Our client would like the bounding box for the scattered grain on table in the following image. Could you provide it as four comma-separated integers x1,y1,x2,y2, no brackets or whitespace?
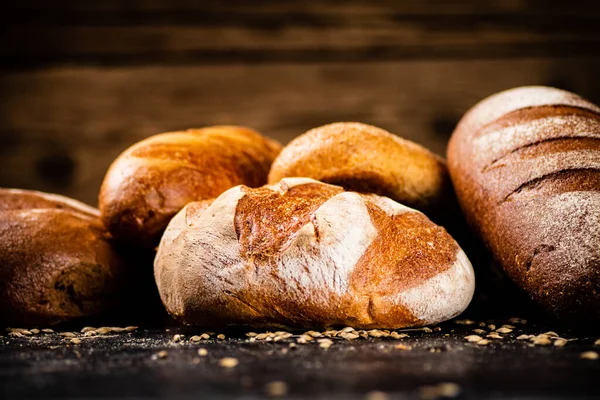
486,333,503,340
554,339,568,347
581,351,599,360
365,390,390,400
532,335,552,346
152,350,168,360
265,381,288,397
464,335,482,343
218,357,239,368
418,382,462,400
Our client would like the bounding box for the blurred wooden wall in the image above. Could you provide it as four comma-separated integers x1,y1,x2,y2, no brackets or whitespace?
1,0,599,205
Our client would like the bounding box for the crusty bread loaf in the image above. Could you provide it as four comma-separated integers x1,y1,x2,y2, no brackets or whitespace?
268,122,452,215
154,178,474,329
447,86,600,321
99,126,282,248
0,189,127,326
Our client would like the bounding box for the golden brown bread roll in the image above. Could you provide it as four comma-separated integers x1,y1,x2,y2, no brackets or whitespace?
268,122,451,214
99,126,282,248
0,189,127,326
154,178,474,329
447,86,600,321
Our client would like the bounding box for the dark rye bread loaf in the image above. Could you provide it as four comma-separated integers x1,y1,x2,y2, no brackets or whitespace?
154,178,474,329
99,126,282,248
447,86,600,321
0,189,127,326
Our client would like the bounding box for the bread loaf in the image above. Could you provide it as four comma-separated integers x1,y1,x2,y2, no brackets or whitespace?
0,189,127,326
268,122,452,215
447,86,600,321
154,178,474,329
99,126,282,248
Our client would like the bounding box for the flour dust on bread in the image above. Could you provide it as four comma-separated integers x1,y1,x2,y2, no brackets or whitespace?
155,178,474,329
447,86,600,322
99,126,282,248
0,189,127,326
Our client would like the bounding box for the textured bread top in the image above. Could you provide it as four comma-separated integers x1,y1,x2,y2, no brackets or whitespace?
449,86,600,212
155,178,474,329
0,189,124,325
447,86,600,320
0,188,99,218
455,86,600,138
268,122,450,213
99,126,282,247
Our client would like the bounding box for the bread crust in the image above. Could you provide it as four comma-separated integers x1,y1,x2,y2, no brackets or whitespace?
447,86,600,321
99,126,282,248
0,189,126,326
154,178,474,329
268,122,451,214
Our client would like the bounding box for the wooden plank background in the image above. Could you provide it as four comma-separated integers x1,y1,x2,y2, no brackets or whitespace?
1,0,599,205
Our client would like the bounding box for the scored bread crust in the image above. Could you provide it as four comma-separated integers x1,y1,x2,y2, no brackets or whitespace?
99,126,282,248
447,86,600,321
0,189,127,326
268,122,451,214
155,178,474,329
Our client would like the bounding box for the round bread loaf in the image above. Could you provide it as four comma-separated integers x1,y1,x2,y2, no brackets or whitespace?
154,178,474,329
0,189,127,326
99,126,282,248
447,86,600,321
268,122,451,214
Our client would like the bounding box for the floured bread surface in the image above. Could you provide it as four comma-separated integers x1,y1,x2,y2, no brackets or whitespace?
154,178,474,329
0,189,127,326
448,86,600,321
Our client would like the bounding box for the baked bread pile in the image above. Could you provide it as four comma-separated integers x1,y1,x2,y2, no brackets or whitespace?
5,85,594,328
151,122,474,329
0,122,475,328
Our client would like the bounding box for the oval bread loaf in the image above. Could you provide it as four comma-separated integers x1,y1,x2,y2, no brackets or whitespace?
447,86,600,321
0,189,127,326
268,122,452,215
154,178,474,329
99,126,282,248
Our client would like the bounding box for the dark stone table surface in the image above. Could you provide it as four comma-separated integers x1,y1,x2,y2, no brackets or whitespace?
1,313,599,400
